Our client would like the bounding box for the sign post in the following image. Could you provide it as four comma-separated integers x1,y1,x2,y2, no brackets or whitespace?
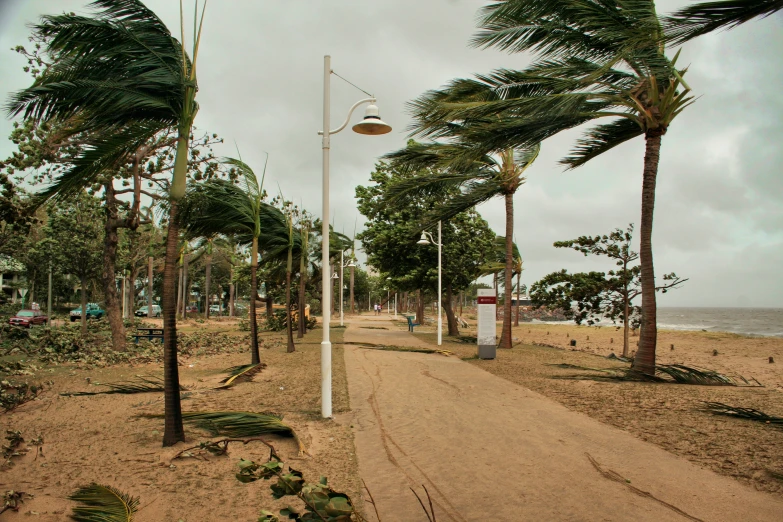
477,289,497,359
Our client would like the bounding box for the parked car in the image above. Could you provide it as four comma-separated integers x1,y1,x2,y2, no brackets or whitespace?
209,304,222,314
70,303,105,322
135,304,162,317
185,305,198,314
9,309,47,328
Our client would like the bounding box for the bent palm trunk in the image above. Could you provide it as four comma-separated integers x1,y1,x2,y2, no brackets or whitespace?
249,237,260,364
633,134,662,375
79,275,88,337
286,268,295,352
498,192,514,348
204,253,211,319
162,201,184,446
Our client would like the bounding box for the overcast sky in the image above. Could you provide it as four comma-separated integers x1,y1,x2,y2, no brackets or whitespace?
1,0,781,308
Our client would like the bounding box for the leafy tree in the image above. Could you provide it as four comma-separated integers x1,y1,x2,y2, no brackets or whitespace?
406,1,696,374
385,138,539,348
44,193,103,335
6,0,210,445
356,161,495,335
530,225,687,357
666,0,783,43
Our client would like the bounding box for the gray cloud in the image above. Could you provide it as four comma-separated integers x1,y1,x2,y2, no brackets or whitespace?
1,0,781,307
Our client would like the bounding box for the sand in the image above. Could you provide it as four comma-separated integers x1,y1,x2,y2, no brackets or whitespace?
0,324,361,521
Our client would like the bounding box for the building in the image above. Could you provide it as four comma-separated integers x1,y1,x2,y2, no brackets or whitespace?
0,255,24,303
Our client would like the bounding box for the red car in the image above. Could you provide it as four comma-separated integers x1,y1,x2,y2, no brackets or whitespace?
9,309,48,328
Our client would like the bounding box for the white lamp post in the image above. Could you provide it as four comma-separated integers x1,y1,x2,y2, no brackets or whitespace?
319,53,391,418
339,250,355,327
417,220,442,346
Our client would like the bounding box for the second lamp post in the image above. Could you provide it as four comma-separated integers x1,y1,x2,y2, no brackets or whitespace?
417,220,442,346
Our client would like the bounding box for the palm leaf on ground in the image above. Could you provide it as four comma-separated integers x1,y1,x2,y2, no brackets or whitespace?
704,402,783,425
69,483,138,522
61,376,185,396
216,363,266,389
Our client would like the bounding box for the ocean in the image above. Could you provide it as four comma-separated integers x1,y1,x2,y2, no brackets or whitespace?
532,307,783,338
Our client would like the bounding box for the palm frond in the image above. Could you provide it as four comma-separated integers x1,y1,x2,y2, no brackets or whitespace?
216,363,266,389
665,0,783,44
655,364,742,385
69,483,138,522
561,118,643,170
704,402,783,425
61,376,183,396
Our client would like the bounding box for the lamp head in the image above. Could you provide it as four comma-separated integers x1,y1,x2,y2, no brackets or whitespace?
352,104,392,135
347,261,356,267
416,232,430,245
332,273,339,279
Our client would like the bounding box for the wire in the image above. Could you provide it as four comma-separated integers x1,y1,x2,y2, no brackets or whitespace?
331,70,373,97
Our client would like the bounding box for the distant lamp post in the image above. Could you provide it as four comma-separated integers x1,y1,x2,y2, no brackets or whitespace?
318,55,391,419
339,250,355,327
417,220,442,346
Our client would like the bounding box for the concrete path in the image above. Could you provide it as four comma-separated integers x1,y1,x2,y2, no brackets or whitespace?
341,314,783,521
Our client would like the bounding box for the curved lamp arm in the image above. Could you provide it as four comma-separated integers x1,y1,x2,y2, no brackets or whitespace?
422,231,443,247
318,97,376,136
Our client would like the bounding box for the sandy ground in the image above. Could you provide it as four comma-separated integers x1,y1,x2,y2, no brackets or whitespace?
0,323,360,521
343,314,783,521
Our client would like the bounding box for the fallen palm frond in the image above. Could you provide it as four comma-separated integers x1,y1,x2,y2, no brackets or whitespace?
215,363,266,390
546,362,755,387
62,376,184,396
371,345,454,356
655,365,742,386
69,484,138,522
704,402,783,426
142,411,306,455
1,490,29,515
359,326,388,330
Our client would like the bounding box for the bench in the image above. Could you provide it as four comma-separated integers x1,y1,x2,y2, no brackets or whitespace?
404,315,420,332
133,327,164,344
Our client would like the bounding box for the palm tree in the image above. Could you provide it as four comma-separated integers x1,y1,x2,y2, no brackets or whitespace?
666,0,783,44
406,0,695,375
385,142,539,348
6,0,208,446
179,157,269,364
297,219,312,338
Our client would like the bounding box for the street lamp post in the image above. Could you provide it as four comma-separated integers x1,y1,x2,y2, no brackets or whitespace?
320,54,391,418
417,220,442,346
339,250,355,327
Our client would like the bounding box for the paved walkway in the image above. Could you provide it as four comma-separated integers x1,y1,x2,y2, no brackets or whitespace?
341,314,783,521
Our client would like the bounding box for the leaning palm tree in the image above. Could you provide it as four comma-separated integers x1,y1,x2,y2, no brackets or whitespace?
385,142,539,348
6,0,208,446
406,0,695,375
666,0,783,44
178,157,269,364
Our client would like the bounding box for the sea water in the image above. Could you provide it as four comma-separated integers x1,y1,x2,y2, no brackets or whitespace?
532,307,783,337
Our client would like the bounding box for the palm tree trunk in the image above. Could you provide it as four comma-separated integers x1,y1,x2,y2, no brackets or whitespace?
249,236,260,364
514,272,521,327
181,253,189,317
176,263,183,319
623,293,631,358
79,275,88,337
102,223,125,351
416,289,424,325
204,253,211,319
499,193,514,348
633,134,661,375
147,256,153,319
349,264,355,315
443,284,459,336
286,266,295,352
297,268,307,338
162,200,184,446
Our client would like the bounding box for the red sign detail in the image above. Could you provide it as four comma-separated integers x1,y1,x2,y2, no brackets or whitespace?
477,297,497,304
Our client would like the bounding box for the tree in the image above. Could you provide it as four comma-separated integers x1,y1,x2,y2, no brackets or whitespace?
666,0,783,44
356,161,495,335
179,157,270,364
45,192,103,335
7,0,210,446
407,1,695,374
385,135,539,349
530,225,687,357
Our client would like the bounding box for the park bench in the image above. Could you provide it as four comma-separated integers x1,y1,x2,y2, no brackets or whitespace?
405,315,420,332
133,327,164,344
